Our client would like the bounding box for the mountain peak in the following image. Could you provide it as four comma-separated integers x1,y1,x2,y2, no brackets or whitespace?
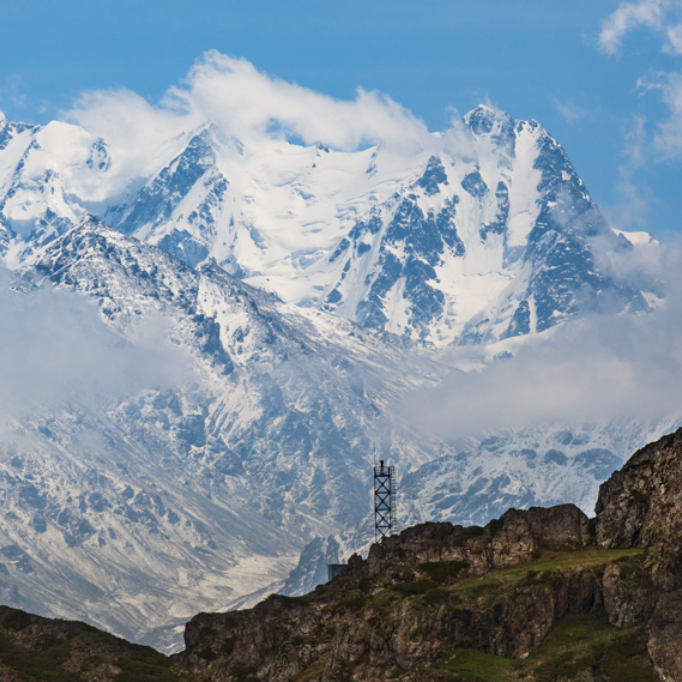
463,103,512,134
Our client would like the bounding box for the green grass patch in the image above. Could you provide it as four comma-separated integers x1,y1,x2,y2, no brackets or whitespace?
423,614,657,681
437,647,512,681
338,593,367,612
422,587,450,606
446,548,643,609
0,631,77,681
522,615,657,682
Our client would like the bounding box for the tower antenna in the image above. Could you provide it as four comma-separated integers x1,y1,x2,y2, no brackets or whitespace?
373,455,397,543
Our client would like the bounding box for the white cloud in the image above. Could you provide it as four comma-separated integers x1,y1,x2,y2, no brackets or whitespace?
64,50,432,176
553,98,597,123
665,20,682,51
637,71,682,157
598,0,682,55
601,114,657,228
401,241,682,438
0,74,28,110
0,269,187,417
653,72,682,154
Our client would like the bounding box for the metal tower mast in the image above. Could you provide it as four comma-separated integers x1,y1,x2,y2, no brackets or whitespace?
374,459,397,542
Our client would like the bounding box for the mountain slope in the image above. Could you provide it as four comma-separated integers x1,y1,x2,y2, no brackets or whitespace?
0,101,671,654
9,425,682,681
0,217,448,650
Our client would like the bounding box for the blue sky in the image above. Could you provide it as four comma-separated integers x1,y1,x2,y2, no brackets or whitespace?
0,0,680,236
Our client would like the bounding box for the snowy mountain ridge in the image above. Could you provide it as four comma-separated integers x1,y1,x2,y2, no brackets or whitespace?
0,217,454,650
0,105,655,347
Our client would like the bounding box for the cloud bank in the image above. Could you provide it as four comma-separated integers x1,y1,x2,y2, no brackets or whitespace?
0,269,186,417
399,238,681,438
598,0,682,55
64,51,432,177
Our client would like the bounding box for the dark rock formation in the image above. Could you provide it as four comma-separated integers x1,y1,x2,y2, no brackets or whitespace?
522,503,592,550
594,428,682,680
0,604,180,680
177,504,630,681
596,429,682,551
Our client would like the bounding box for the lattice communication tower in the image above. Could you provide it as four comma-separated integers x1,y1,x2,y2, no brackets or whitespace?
374,460,397,542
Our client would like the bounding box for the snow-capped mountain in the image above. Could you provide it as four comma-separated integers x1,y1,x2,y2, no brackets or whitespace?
0,101,670,652
0,106,655,346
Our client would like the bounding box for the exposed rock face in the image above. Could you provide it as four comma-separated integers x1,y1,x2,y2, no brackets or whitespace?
596,428,682,551
179,505,621,681
174,431,682,680
361,511,540,579
594,427,682,680
602,555,657,628
361,503,590,580
0,604,179,681
523,503,592,550
649,592,682,682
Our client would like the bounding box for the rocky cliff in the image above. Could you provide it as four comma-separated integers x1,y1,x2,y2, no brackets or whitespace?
4,428,682,680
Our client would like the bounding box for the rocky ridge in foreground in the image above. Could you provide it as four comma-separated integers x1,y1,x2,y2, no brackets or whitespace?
4,428,682,680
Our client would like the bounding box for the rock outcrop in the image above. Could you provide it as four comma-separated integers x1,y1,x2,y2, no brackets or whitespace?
594,428,682,680
596,429,682,551
0,604,181,681
178,504,632,681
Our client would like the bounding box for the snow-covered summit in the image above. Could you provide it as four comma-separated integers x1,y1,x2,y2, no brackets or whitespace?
0,106,655,346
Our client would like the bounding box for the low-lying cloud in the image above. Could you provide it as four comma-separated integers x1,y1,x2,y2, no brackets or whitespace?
401,242,682,438
0,270,187,417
